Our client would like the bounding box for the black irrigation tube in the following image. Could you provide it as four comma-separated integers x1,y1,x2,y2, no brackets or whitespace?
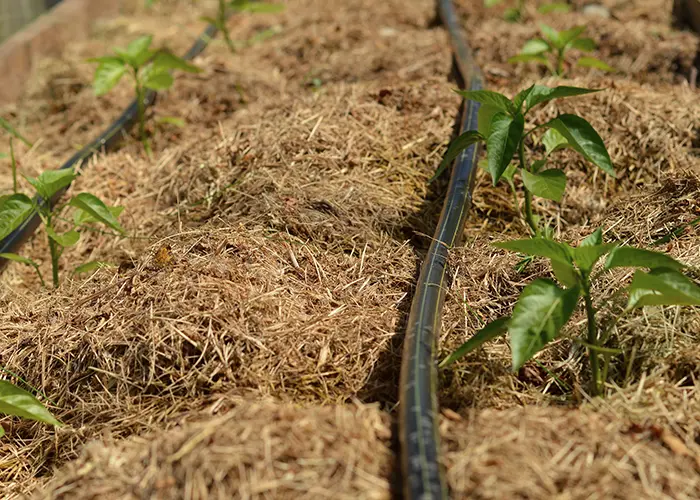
0,23,220,270
399,0,484,498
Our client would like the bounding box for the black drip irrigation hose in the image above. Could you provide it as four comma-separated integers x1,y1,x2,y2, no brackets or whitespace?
399,0,484,498
0,23,220,270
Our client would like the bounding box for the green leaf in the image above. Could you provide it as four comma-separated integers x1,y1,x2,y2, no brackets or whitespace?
0,253,39,268
74,205,124,227
235,2,285,13
502,163,518,183
431,131,484,183
530,159,546,173
484,0,504,6
0,380,60,427
477,104,501,136
155,116,186,128
119,35,153,67
521,39,550,55
580,227,603,247
142,68,174,90
0,118,32,147
545,114,615,177
487,112,524,185
605,247,685,271
628,268,700,308
454,90,515,115
512,85,534,112
24,169,76,200
570,37,596,52
521,168,566,202
46,227,80,248
539,24,561,47
541,128,569,155
551,260,578,287
509,279,580,370
577,57,615,72
74,261,113,275
92,58,127,96
494,238,573,265
503,7,521,22
537,3,571,14
573,243,617,272
439,317,509,368
152,52,201,73
523,85,601,113
0,194,34,240
558,26,586,48
507,54,550,65
69,193,125,234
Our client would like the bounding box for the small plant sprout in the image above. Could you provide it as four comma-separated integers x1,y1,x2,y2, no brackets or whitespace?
509,25,614,76
440,228,700,396
435,84,615,236
0,167,125,288
0,118,33,195
202,0,284,53
89,35,201,153
484,0,570,22
0,380,61,436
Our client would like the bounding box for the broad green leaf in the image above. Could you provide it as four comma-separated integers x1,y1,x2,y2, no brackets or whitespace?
509,279,580,370
512,85,534,112
92,58,127,96
152,52,201,73
117,35,153,67
74,261,113,275
0,118,32,147
235,2,285,13
628,268,700,308
580,227,602,247
521,168,566,202
24,169,76,200
577,57,615,72
537,3,571,13
494,238,573,265
605,246,685,271
523,85,601,113
502,163,518,183
477,104,501,136
573,243,617,272
559,26,586,48
69,193,125,234
487,112,524,185
74,205,124,226
46,227,80,248
541,128,568,155
503,8,520,22
539,24,561,46
521,39,550,55
570,37,596,52
431,131,484,182
439,317,509,368
508,54,550,65
0,253,39,268
454,90,515,115
530,159,546,173
0,194,34,240
551,260,578,287
0,380,60,426
142,68,174,90
545,114,615,177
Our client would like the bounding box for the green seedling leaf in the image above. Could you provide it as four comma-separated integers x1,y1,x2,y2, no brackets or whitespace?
74,205,124,227
508,54,550,65
74,261,113,275
509,279,580,370
487,112,524,184
0,117,32,147
494,238,573,265
90,58,126,96
439,317,510,368
538,3,571,14
577,57,615,72
0,253,39,268
455,90,515,115
484,0,504,6
477,104,501,136
502,163,518,183
152,52,201,73
573,243,617,272
541,128,569,155
69,193,125,234
545,114,615,177
119,35,153,67
570,37,596,52
539,24,561,47
605,246,685,271
559,26,586,48
521,39,550,55
551,260,578,287
521,168,566,202
524,85,601,114
0,194,34,240
503,8,520,22
142,68,174,90
46,227,80,248
0,380,61,427
24,169,76,200
431,130,484,182
155,116,186,128
512,85,534,112
628,268,700,308
580,227,603,247
530,159,546,173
